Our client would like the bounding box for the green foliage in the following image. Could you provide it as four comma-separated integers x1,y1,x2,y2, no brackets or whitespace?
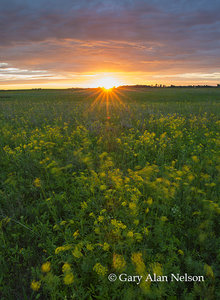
0,88,219,299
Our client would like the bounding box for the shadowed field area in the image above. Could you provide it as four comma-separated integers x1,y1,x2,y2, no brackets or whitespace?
0,88,219,299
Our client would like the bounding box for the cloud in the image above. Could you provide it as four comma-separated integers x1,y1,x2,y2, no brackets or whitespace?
0,0,220,86
0,62,65,81
153,72,220,79
1,0,220,45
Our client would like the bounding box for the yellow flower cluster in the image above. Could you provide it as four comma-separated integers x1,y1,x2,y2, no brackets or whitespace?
97,216,104,223
131,252,146,274
113,254,126,271
63,273,74,285
86,243,94,251
41,261,51,273
62,263,71,273
31,280,41,291
93,263,108,276
81,201,88,210
111,219,126,229
62,262,74,285
129,202,137,212
55,245,71,254
150,262,163,276
33,178,41,187
178,249,184,256
127,231,134,238
73,230,79,238
72,246,83,258
204,264,214,278
102,242,110,251
192,155,199,163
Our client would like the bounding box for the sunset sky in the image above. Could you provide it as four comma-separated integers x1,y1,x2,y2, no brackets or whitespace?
1,0,220,89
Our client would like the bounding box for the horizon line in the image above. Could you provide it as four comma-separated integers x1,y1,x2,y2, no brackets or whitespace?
1,83,220,91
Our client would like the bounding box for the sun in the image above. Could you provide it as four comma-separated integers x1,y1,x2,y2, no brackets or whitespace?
98,77,119,90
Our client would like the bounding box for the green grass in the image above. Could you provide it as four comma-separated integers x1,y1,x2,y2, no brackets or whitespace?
0,88,219,299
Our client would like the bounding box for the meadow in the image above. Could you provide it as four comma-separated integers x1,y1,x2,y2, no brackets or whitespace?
0,87,219,299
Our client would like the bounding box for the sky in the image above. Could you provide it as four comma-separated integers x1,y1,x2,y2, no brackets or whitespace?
1,0,220,89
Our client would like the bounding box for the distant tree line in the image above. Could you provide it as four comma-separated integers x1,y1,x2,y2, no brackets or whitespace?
118,84,220,89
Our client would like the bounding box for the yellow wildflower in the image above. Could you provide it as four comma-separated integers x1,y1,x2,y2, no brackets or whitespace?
204,264,214,278
81,201,88,210
150,262,163,276
33,178,41,187
124,177,130,183
97,216,104,223
188,174,194,181
147,197,153,205
160,132,166,139
31,280,41,291
113,254,126,271
133,219,139,226
129,202,137,210
127,231,134,238
183,165,190,172
72,247,83,258
161,216,168,222
99,172,106,178
73,230,79,238
177,170,183,177
94,227,100,234
156,178,163,183
55,245,71,254
63,273,74,285
60,220,67,226
111,219,117,226
86,244,94,251
145,208,149,214
99,152,108,159
100,185,107,191
103,242,110,251
201,174,210,180
192,156,199,163
41,262,51,273
178,249,184,256
134,233,143,242
111,219,126,229
143,227,149,235
55,246,63,254
93,263,108,276
131,252,146,275
62,263,71,273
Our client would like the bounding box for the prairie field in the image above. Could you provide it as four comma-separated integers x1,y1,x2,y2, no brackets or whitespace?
0,87,219,299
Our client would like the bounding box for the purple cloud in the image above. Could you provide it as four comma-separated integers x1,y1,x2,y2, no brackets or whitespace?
0,0,220,86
